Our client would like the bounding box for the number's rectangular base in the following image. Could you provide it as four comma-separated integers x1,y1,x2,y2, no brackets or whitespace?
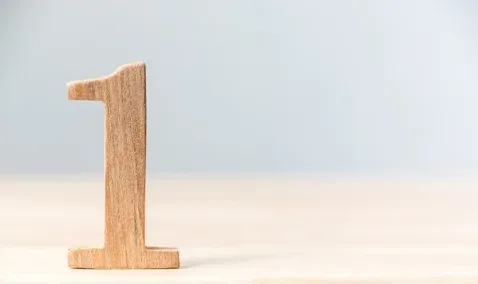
68,247,179,269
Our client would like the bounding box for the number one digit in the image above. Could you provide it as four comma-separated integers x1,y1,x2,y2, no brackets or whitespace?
67,62,179,269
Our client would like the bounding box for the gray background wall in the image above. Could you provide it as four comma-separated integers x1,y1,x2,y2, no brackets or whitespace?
1,0,477,176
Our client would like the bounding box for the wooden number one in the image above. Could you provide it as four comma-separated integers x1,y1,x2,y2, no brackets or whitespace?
67,62,179,269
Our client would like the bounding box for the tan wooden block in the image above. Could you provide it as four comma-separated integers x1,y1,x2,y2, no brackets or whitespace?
67,62,180,269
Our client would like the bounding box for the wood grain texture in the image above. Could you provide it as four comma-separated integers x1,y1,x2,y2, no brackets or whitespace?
66,62,179,269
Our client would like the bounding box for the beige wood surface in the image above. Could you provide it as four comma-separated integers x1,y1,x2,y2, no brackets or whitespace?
1,178,478,283
67,62,179,269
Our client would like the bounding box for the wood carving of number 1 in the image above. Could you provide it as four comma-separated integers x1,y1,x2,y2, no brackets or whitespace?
67,62,180,269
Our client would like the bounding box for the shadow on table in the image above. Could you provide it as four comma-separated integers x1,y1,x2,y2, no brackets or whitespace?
180,253,285,269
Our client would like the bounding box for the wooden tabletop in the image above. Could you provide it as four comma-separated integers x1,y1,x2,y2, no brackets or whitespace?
1,178,478,283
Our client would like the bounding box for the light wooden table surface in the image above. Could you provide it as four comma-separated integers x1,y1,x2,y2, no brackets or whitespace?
1,178,478,283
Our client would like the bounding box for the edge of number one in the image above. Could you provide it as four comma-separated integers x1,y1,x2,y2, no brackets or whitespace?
66,62,180,269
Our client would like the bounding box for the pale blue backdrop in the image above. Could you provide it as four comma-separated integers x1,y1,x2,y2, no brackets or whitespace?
1,0,477,176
